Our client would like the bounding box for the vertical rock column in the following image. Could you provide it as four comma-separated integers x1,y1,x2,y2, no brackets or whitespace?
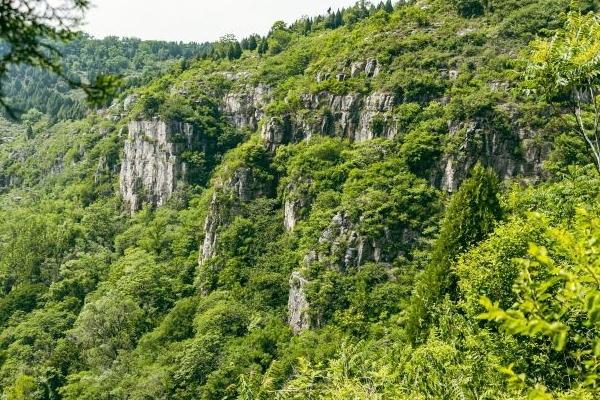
119,119,196,213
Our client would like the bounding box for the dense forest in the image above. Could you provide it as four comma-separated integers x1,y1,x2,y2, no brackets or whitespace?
0,0,600,399
1,36,211,121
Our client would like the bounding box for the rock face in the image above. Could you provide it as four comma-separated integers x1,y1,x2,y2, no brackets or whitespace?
287,272,311,335
261,91,398,148
433,117,548,192
198,166,271,266
220,84,271,132
200,193,222,263
287,210,421,333
283,179,313,232
120,120,200,212
309,212,398,271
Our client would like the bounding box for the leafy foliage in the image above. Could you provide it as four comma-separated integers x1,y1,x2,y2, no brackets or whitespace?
0,1,599,399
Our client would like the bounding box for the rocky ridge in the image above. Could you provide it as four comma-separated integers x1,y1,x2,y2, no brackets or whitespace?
117,62,550,334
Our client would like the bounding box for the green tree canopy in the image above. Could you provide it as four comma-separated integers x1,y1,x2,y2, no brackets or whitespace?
526,10,600,172
0,0,117,115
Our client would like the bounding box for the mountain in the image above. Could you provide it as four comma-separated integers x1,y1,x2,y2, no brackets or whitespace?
1,35,211,121
0,1,599,399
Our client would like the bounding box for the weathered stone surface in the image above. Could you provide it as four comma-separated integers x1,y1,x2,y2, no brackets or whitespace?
220,84,271,131
365,58,380,77
261,117,291,151
123,94,138,111
120,119,198,212
288,272,311,334
433,117,548,192
200,192,221,265
350,61,366,77
283,179,313,231
311,212,401,271
284,198,304,232
198,166,272,265
261,92,398,148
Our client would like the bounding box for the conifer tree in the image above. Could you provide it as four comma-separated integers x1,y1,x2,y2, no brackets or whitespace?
257,39,268,56
385,0,394,13
247,35,258,51
335,10,343,27
406,164,502,343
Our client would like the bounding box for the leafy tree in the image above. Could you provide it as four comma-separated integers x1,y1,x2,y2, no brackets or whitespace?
526,10,600,172
480,210,600,397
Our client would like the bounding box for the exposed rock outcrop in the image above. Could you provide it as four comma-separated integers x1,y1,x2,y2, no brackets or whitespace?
198,166,272,266
120,119,201,212
261,91,398,149
287,272,311,334
288,210,418,333
433,117,548,192
220,84,271,131
200,193,222,263
310,212,398,270
283,179,313,231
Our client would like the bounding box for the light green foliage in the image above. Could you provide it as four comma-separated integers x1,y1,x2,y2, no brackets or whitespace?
1,1,600,399
526,10,600,171
480,210,600,396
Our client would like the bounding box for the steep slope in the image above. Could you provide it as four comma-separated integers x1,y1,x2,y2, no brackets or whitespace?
0,1,599,399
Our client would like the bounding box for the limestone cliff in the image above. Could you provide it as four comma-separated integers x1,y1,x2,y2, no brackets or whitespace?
434,116,548,192
220,84,271,132
198,166,273,266
261,91,398,147
120,119,201,212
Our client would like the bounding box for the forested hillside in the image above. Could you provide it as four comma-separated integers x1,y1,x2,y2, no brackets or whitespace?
0,1,599,399
1,36,210,120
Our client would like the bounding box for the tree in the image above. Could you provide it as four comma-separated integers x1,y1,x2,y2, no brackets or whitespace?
407,164,502,342
247,35,258,51
385,0,394,13
0,0,118,115
526,10,600,173
228,41,242,60
451,0,485,17
257,38,269,56
480,210,600,397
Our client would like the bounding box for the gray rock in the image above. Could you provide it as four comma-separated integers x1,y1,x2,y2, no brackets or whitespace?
220,84,271,131
434,117,547,192
198,166,271,265
350,61,366,77
262,91,398,149
365,58,380,77
316,71,330,82
283,179,313,231
119,120,197,213
123,94,138,111
288,272,311,334
199,192,221,265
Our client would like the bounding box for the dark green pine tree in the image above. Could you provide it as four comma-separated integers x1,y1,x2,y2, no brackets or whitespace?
326,11,336,29
247,35,258,51
303,18,313,34
406,163,503,343
385,0,394,13
335,10,343,27
257,39,268,55
226,41,242,60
